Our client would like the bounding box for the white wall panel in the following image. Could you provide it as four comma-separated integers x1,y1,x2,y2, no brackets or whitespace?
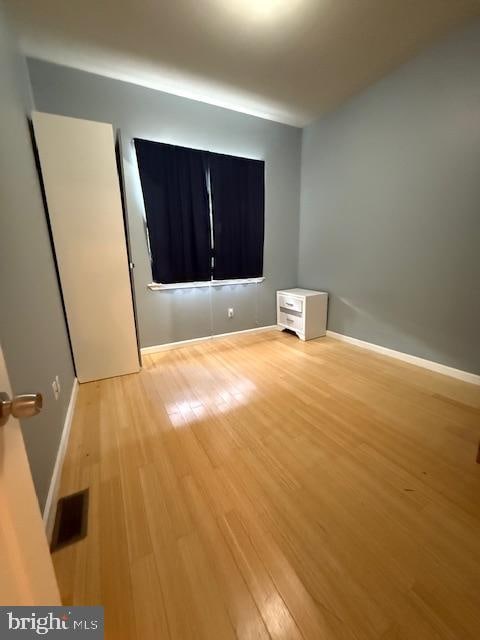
32,112,139,382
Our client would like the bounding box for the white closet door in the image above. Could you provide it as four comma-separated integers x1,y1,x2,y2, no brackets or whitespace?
32,112,139,383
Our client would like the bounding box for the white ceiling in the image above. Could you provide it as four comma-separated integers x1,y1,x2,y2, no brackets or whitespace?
7,0,480,126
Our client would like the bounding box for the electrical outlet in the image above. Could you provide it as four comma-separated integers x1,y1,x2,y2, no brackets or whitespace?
55,375,61,395
52,378,60,400
228,308,234,318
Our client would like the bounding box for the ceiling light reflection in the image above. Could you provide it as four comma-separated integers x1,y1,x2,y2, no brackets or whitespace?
214,0,307,23
167,378,256,428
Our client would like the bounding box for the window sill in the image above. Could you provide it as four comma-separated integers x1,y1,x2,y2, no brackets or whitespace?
148,277,264,291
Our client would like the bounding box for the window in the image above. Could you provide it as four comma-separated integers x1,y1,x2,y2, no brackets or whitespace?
134,139,265,286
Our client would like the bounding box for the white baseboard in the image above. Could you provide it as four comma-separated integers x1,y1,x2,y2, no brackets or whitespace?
43,377,79,541
141,325,278,356
327,330,480,385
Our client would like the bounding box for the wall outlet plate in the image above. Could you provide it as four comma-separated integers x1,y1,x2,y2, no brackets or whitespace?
52,378,60,400
228,308,234,318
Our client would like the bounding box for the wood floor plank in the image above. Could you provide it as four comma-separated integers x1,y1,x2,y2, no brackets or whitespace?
98,476,136,639
52,330,480,640
220,510,304,640
178,531,237,640
131,554,171,640
182,475,271,640
139,463,200,640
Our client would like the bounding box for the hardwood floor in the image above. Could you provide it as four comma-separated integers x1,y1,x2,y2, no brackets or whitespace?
52,330,480,640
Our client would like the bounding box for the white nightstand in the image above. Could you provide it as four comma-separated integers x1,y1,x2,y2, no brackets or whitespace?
277,288,328,341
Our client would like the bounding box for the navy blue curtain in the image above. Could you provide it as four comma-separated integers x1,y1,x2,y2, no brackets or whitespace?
134,139,211,283
209,153,265,280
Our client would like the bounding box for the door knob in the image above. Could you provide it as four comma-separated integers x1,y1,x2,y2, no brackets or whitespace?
0,392,43,427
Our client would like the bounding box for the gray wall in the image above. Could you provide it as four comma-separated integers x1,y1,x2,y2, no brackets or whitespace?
299,20,480,375
28,59,302,348
0,7,75,510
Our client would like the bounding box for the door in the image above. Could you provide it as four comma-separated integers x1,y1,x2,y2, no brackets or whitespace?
115,132,141,367
32,112,140,383
0,344,60,605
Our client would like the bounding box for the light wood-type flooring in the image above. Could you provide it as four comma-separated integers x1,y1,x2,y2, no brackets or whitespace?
53,330,480,639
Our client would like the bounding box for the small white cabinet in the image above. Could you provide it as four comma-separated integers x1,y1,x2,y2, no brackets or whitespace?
277,288,328,341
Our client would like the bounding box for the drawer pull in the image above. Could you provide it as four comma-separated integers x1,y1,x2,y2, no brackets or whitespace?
278,294,303,313
278,309,302,331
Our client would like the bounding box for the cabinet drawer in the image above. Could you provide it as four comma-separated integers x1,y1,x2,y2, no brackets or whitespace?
278,310,303,331
278,294,303,313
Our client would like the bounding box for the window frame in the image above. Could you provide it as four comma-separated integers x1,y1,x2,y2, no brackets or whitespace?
147,277,265,291
135,139,265,289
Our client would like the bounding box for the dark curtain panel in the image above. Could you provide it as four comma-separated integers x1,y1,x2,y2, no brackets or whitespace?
134,139,211,283
209,153,265,280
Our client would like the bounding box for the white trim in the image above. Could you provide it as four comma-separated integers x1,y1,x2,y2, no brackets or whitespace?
141,325,277,355
43,378,79,541
148,277,264,291
327,331,480,385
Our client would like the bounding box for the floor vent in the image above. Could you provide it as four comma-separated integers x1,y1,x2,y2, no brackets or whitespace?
51,488,89,552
